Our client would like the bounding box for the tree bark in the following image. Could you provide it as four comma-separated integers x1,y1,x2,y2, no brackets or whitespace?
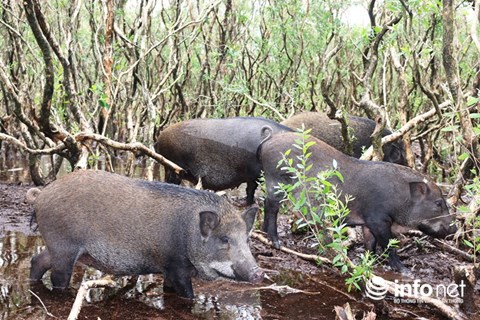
443,0,479,204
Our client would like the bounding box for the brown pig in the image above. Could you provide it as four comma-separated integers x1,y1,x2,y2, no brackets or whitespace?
281,112,407,165
259,130,456,271
27,170,263,298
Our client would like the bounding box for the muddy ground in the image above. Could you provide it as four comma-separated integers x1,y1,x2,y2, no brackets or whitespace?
1,172,479,319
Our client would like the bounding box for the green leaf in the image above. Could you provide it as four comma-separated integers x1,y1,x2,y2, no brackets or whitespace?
464,240,474,248
458,153,470,161
466,96,480,107
305,141,316,148
99,99,110,110
440,125,458,132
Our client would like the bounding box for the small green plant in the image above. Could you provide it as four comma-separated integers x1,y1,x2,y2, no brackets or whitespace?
274,127,398,291
275,127,351,255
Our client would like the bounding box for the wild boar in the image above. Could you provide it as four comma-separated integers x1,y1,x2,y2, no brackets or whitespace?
259,130,456,271
154,117,293,205
281,112,407,165
27,170,264,298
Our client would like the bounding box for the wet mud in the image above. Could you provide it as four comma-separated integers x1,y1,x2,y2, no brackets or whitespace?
1,163,479,319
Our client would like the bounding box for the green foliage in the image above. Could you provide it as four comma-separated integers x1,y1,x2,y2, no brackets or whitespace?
89,83,110,111
275,127,349,251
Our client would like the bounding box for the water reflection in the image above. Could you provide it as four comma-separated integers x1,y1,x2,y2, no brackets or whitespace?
0,231,45,319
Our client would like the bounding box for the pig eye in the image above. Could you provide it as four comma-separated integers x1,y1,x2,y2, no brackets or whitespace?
220,236,230,244
435,200,443,207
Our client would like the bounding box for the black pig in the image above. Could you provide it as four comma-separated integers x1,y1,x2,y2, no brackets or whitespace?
259,131,456,271
281,112,407,165
27,170,263,298
155,117,292,205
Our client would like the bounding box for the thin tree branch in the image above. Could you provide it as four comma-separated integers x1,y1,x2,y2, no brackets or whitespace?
360,101,451,160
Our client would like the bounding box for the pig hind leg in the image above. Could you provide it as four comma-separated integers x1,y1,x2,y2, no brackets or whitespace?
30,250,52,281
48,247,81,288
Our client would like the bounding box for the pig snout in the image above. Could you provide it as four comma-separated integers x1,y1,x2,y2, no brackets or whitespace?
234,266,264,283
418,216,457,239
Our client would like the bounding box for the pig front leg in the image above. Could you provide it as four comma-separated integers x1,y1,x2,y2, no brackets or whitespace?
163,261,196,299
364,217,408,273
245,180,258,206
263,196,281,249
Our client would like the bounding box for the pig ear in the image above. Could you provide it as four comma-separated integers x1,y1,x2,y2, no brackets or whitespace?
242,207,258,234
199,211,220,238
409,182,430,199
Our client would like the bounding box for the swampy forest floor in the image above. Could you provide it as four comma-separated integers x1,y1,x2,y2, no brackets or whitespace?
1,178,479,320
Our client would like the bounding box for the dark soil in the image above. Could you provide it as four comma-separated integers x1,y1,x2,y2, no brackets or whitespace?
1,172,479,319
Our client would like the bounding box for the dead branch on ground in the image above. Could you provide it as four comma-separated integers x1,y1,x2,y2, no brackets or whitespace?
251,231,331,264
431,238,474,262
67,279,116,320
